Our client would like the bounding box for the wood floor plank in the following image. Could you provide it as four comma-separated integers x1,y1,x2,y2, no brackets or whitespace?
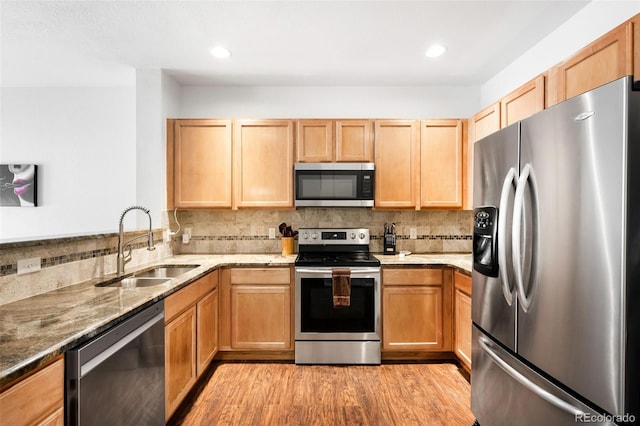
172,362,474,425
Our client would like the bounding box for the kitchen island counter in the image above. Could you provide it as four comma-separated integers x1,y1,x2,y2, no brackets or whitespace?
0,252,471,388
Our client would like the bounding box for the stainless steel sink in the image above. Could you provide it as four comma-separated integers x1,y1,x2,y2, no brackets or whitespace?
96,265,200,288
97,277,171,288
133,265,200,278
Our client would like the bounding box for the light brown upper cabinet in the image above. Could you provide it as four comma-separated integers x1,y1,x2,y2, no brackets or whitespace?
335,120,374,162
168,119,233,209
296,119,373,162
233,120,295,208
374,120,420,209
550,17,638,106
501,75,546,128
420,119,463,208
296,120,333,162
471,102,500,143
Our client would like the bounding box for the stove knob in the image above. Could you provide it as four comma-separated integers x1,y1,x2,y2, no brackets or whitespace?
302,233,309,240
311,233,318,240
350,233,356,240
359,232,366,240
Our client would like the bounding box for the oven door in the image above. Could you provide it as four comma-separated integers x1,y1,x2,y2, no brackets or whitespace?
295,267,381,341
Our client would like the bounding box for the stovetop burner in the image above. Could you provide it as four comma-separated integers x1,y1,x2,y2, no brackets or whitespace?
295,228,380,267
295,251,380,267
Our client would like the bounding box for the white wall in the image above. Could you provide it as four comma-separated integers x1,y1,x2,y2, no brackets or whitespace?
481,0,640,107
179,85,479,119
0,87,136,240
135,70,181,230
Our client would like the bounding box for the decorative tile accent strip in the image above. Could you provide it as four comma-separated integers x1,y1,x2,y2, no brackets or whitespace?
0,239,161,277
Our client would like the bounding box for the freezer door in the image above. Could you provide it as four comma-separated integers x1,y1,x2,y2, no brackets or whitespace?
516,77,628,416
472,326,616,426
472,123,519,351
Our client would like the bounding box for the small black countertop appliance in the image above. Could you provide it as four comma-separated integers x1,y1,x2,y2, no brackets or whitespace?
383,223,396,255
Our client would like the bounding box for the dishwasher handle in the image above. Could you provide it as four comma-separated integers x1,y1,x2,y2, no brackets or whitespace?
80,312,164,377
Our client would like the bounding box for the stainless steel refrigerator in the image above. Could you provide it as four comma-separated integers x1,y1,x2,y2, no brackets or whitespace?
471,76,640,426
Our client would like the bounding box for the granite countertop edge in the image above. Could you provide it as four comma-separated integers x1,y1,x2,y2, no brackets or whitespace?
0,252,471,389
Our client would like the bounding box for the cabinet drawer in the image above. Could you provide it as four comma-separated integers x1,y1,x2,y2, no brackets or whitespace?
0,357,64,426
383,268,443,286
454,271,471,295
230,268,291,285
166,272,217,323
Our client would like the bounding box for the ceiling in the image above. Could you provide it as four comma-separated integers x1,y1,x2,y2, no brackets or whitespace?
1,0,591,88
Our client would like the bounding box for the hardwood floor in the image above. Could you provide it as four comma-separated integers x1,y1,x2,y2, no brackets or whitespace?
172,361,475,425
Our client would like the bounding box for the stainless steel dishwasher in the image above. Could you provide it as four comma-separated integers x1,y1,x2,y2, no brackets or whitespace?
66,301,165,425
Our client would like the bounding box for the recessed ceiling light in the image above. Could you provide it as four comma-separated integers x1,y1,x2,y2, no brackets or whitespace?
210,46,231,59
425,44,446,58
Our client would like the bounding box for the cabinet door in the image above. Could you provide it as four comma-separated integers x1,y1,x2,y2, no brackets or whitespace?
383,286,443,351
471,102,500,142
234,120,295,208
296,120,334,162
196,288,218,376
374,120,420,209
171,119,232,208
0,357,63,426
455,288,472,369
420,119,463,208
336,120,373,162
552,21,632,105
500,75,545,127
231,285,291,349
165,307,196,420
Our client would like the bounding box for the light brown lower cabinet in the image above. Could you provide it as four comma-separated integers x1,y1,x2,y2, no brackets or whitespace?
231,285,291,349
220,267,293,351
454,271,472,371
0,356,64,426
196,288,219,375
165,271,219,420
382,268,452,352
165,307,197,420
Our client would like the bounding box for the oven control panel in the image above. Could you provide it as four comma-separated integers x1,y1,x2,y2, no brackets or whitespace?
298,228,370,245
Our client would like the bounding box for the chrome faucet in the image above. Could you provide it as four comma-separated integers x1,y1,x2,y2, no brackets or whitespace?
117,205,156,275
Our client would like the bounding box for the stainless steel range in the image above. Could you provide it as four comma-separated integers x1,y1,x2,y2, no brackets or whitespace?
294,228,381,365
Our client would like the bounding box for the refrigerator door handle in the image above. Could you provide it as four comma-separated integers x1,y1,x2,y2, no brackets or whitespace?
478,336,587,417
498,167,517,306
512,163,536,312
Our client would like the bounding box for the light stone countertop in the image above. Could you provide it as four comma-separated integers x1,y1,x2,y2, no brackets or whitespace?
0,253,471,388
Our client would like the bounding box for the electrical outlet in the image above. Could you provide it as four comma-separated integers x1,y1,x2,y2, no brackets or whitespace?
409,227,418,240
182,233,190,244
268,228,276,239
184,227,192,237
17,257,41,275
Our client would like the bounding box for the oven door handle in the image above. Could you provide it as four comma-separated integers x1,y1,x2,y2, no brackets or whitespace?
295,267,381,275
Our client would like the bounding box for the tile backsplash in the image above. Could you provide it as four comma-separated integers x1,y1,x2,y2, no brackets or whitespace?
0,231,170,306
0,208,471,305
171,208,472,255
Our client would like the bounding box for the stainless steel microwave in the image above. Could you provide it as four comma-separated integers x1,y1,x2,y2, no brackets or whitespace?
294,163,375,207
